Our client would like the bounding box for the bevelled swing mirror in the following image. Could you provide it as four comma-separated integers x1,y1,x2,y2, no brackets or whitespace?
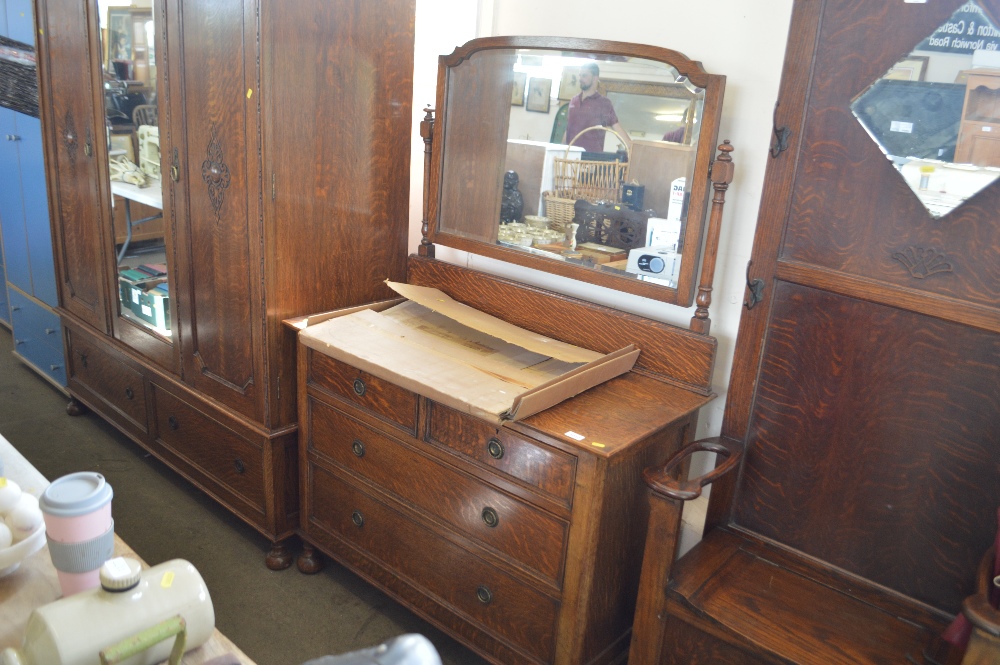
422,37,726,307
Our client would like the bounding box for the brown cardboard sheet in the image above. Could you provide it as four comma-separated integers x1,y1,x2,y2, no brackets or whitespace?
298,285,639,424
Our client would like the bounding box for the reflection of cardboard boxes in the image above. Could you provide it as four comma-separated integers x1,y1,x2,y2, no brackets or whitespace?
134,285,170,330
297,282,638,425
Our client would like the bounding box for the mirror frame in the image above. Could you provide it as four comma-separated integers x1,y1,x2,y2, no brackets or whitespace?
425,36,726,307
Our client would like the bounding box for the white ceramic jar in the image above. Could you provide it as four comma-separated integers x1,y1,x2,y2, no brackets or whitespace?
1,557,215,665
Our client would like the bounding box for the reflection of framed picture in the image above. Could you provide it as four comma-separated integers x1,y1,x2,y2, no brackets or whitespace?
526,78,551,113
511,71,526,106
886,55,929,81
559,67,581,100
107,8,132,66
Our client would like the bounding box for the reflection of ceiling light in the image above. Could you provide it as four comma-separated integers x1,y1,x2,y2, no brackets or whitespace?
655,114,684,122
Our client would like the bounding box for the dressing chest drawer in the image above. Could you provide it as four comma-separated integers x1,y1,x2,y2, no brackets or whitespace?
298,340,709,665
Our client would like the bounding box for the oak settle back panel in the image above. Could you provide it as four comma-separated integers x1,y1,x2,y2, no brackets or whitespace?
719,0,1000,615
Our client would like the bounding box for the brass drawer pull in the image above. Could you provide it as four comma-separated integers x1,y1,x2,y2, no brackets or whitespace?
351,439,365,457
481,507,499,528
476,585,493,605
125,387,134,400
351,510,365,528
168,415,179,430
486,437,504,460
234,459,245,474
352,378,366,397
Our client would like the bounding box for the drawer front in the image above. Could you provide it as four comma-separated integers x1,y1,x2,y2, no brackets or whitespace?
9,290,62,345
152,385,265,515
308,465,559,663
307,350,418,434
13,333,67,386
307,398,569,586
427,403,576,506
67,331,148,431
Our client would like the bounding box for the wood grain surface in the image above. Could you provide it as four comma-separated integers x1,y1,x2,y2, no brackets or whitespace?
407,256,717,394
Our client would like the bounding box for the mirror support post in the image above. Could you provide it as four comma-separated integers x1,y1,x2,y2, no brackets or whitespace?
690,141,735,335
419,106,436,258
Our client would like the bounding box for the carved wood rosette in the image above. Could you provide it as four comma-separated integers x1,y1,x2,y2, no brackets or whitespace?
201,126,231,219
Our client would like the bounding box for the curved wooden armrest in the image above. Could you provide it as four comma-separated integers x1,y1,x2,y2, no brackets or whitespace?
642,435,743,501
963,546,1000,637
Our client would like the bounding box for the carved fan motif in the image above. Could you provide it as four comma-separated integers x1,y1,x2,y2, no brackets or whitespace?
201,127,231,217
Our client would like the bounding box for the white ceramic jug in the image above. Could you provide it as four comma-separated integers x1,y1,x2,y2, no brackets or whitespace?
2,557,214,665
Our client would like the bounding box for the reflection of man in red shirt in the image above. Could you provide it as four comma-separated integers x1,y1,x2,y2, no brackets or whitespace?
564,63,631,152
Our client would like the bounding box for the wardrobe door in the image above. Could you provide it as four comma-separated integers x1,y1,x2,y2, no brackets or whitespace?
168,0,263,421
36,0,110,333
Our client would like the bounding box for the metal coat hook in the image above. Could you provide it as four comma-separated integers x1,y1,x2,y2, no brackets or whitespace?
770,101,791,158
744,260,765,310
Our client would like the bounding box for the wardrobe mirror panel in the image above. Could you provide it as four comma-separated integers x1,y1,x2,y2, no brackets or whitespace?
97,0,171,339
430,38,725,306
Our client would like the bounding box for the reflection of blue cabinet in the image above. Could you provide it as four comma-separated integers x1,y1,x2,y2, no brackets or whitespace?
0,0,66,388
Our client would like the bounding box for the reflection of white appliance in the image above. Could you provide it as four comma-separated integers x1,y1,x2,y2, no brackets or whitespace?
666,176,686,222
644,217,681,250
626,245,681,285
137,125,160,179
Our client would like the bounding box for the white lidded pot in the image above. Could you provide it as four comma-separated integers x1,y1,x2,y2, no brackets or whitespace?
2,557,214,665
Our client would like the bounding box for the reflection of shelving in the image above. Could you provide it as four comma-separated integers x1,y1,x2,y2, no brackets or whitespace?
955,69,1000,167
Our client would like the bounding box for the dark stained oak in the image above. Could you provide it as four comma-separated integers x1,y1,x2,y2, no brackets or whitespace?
736,282,999,611
297,257,714,663
308,464,561,664
630,2,999,664
35,0,110,334
424,37,726,308
306,350,420,435
408,256,718,395
306,397,569,587
426,403,578,506
38,0,415,564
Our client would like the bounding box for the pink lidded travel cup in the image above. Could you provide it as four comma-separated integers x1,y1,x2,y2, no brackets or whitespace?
39,472,114,596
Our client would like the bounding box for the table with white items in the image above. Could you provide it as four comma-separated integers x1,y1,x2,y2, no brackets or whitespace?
111,178,164,264
0,434,255,665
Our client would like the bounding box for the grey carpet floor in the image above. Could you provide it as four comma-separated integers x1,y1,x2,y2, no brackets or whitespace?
0,325,488,665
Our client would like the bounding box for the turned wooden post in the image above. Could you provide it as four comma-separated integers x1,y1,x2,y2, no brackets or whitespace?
418,106,436,258
689,140,735,334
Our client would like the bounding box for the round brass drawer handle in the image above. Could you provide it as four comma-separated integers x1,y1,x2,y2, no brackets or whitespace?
476,585,493,605
352,378,366,397
486,437,504,460
481,507,499,528
234,459,245,474
351,439,365,457
351,510,365,528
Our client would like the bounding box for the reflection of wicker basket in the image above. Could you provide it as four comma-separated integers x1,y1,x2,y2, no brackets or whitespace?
542,192,576,232
551,126,630,203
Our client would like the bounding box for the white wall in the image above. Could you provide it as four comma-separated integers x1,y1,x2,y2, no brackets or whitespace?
409,0,795,461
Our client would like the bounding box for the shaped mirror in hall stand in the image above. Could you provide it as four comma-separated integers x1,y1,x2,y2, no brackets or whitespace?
419,37,734,325
851,0,1000,218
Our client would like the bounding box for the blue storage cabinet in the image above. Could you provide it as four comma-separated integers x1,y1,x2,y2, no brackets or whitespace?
0,0,66,388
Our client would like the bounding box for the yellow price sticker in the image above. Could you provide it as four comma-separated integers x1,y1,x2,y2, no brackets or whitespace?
591,442,606,448
246,88,253,99
161,571,175,588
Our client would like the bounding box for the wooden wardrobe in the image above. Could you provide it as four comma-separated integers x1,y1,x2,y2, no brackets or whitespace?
629,1,1000,663
34,0,414,566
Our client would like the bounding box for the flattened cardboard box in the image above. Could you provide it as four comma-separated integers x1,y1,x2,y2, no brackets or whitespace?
298,282,639,425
